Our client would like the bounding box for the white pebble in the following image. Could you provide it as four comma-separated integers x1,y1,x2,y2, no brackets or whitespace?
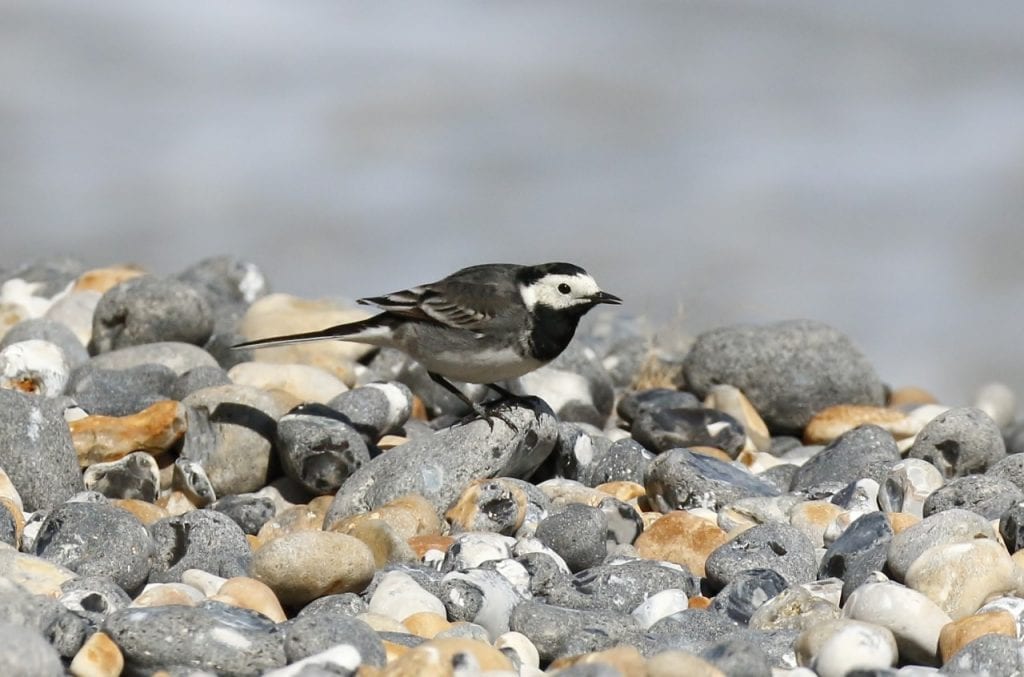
0,340,69,397
449,532,515,569
495,631,540,669
181,569,227,596
263,645,361,677
843,581,951,665
367,570,445,622
975,382,1017,429
812,621,898,677
631,588,688,629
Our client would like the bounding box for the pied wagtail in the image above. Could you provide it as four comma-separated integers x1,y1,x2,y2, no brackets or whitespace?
233,262,621,423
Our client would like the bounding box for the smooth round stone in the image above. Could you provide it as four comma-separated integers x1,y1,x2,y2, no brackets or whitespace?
634,510,729,577
705,522,818,588
974,382,1017,428
250,530,376,606
441,568,524,639
0,390,83,511
748,585,840,632
367,570,446,622
682,320,886,433
83,451,160,502
446,478,528,536
907,407,1006,478
439,532,515,572
34,501,153,593
905,539,1022,620
495,631,541,670
282,610,385,667
586,437,655,487
103,602,286,674
325,397,558,520
84,341,218,376
803,404,917,446
797,619,897,677
791,425,901,491
616,388,701,425
922,475,1024,520
131,582,205,608
878,459,944,517
69,630,124,677
710,568,789,624
327,382,414,440
938,610,1017,663
544,559,699,613
645,448,779,513
168,365,231,402
509,600,642,663
535,503,608,572
632,407,747,457
887,508,998,582
67,363,176,416
70,399,187,467
89,275,213,353
180,384,287,495
0,622,64,677
644,607,740,656
842,581,951,665
59,575,133,626
818,510,894,602
148,509,252,583
941,633,1024,676
549,423,613,486
341,518,416,567
631,589,689,630
44,288,101,345
209,494,276,535
275,404,370,495
515,342,615,426
172,457,217,507
211,576,287,623
0,339,69,396
1,318,88,367
228,361,348,404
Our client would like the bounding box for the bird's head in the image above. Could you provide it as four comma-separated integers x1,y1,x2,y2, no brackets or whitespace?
517,262,622,315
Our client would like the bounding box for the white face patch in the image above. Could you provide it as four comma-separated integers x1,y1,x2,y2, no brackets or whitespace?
519,273,601,311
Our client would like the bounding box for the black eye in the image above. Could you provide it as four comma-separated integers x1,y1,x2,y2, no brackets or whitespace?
558,283,571,294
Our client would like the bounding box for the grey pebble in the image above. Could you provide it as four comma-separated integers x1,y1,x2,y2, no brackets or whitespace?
282,610,385,667
276,403,371,496
922,474,1024,520
148,509,252,582
682,319,885,433
103,602,286,675
818,510,893,602
85,341,219,375
33,500,153,594
701,636,773,677
83,451,160,502
886,508,996,581
89,275,213,353
209,493,277,535
172,457,217,506
985,453,1024,492
645,448,779,512
632,406,747,457
545,559,699,613
175,256,267,335
535,503,609,573
327,382,413,440
0,577,90,659
710,568,789,624
998,502,1024,553
616,388,700,425
66,363,176,416
1004,420,1024,455
441,568,524,638
790,425,901,491
168,365,232,401
0,501,17,546
550,422,614,486
757,464,800,493
940,633,1024,676
0,318,89,368
509,600,642,663
644,608,740,656
907,406,1006,478
297,592,368,618
705,522,818,588
585,437,654,487
0,622,64,677
59,575,132,626
0,390,83,511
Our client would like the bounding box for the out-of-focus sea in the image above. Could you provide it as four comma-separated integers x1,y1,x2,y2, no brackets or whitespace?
3,1,1023,406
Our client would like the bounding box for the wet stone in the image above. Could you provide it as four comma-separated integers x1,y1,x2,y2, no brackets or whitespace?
922,475,1024,520
148,509,252,583
907,406,1006,479
276,403,371,496
83,451,160,502
818,510,893,602
210,494,277,535
632,407,747,457
705,522,818,589
645,448,779,513
790,425,901,491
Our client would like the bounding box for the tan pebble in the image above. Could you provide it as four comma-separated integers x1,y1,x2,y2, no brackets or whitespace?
250,530,376,606
342,518,417,567
688,446,732,462
886,512,921,534
408,534,454,560
357,611,409,634
0,497,24,548
789,501,844,548
156,490,197,516
383,637,514,675
634,510,729,577
403,611,452,638
906,539,1021,620
550,645,645,676
938,610,1017,663
0,466,24,511
445,478,527,535
377,434,408,450
595,481,646,502
70,400,186,467
212,576,287,623
327,493,441,539
111,498,168,525
647,649,726,677
704,384,771,452
688,595,712,610
69,630,124,677
255,503,325,547
131,582,204,607
382,639,412,664
804,404,917,445
0,543,75,595
536,478,609,508
228,361,348,404
239,293,371,380
889,386,940,408
410,395,429,421
72,266,145,294
308,494,334,519
181,568,227,596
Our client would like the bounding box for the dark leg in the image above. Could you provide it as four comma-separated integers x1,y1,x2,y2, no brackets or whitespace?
485,382,517,399
427,372,518,432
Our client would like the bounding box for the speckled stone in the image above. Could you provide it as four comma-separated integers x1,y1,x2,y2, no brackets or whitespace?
922,475,1024,520
535,503,609,572
66,363,176,416
209,494,276,536
907,406,1006,479
941,633,1024,676
0,622,64,677
250,530,376,606
705,522,818,588
938,610,1017,663
509,600,642,663
790,425,901,491
275,403,371,495
148,509,252,583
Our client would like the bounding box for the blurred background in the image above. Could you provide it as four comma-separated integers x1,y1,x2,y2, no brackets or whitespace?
3,0,1023,405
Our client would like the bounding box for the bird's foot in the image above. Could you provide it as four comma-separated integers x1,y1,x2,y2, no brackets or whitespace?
455,397,521,432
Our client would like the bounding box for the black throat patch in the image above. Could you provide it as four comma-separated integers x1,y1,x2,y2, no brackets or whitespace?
528,303,587,362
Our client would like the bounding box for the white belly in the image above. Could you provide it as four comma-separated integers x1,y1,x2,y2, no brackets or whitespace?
415,346,544,383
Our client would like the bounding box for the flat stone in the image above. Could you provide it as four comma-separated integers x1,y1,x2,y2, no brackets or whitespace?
645,448,779,513
66,363,176,416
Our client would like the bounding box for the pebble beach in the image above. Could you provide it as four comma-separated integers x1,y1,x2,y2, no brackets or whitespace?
2,255,1023,676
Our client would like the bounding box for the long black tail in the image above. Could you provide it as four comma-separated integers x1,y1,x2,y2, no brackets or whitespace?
232,314,392,350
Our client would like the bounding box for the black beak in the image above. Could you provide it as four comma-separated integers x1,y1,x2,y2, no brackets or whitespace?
592,291,622,305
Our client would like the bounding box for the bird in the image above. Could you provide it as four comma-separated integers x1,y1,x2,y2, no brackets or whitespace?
233,262,621,424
